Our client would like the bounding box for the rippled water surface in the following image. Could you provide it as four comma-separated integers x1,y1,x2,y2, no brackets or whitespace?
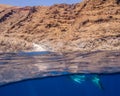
0,51,120,96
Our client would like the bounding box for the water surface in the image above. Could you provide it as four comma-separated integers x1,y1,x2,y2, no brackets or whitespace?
0,51,120,96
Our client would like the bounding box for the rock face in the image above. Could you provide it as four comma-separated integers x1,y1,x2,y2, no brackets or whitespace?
0,0,120,52
0,0,120,86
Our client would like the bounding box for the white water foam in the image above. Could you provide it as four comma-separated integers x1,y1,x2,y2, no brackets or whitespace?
32,43,47,51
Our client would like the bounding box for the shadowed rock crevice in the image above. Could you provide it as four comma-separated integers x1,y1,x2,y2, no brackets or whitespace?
116,0,120,4
0,10,15,23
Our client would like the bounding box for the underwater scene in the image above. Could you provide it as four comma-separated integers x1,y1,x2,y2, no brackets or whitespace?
0,51,120,96
0,74,120,96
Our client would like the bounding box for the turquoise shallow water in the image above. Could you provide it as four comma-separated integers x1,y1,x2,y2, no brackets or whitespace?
0,74,120,96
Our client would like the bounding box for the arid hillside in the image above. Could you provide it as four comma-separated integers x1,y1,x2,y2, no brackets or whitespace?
0,0,120,52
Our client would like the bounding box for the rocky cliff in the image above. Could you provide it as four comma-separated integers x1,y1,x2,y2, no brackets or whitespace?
0,0,120,52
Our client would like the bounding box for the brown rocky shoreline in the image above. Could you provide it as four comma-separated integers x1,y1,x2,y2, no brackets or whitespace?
0,0,120,86
0,0,120,52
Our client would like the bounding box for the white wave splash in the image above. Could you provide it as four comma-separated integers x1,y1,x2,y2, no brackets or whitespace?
32,43,47,51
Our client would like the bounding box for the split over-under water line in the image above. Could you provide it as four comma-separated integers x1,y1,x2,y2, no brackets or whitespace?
0,50,120,86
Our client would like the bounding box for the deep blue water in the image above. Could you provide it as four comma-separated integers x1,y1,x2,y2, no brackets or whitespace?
0,74,120,96
0,51,120,96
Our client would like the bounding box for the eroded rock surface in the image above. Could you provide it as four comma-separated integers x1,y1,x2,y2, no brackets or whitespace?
0,0,120,52
0,0,120,86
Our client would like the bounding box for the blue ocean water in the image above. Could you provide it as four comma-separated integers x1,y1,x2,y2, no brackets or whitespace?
0,74,120,96
0,51,120,96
